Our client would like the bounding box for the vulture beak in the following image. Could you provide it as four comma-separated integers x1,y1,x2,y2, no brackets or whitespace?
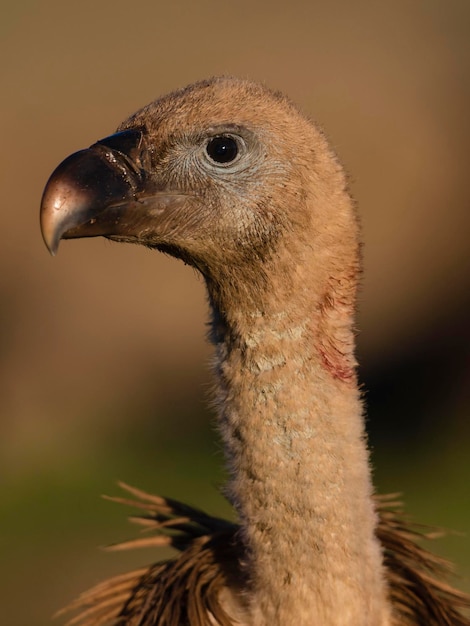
40,129,185,255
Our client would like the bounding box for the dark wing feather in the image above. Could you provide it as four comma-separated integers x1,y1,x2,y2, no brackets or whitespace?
377,494,470,625
58,483,241,626
59,485,470,626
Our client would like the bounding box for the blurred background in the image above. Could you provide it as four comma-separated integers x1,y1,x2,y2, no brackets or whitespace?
1,1,469,624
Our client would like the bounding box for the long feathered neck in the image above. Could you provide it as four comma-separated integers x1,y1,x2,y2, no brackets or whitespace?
205,201,392,626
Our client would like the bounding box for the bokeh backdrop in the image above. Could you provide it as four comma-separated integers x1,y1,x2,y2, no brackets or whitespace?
1,1,469,624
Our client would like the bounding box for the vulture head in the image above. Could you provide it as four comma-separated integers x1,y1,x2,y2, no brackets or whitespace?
41,77,357,315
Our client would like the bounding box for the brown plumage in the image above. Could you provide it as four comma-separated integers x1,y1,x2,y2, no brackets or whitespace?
40,77,469,626
56,485,469,626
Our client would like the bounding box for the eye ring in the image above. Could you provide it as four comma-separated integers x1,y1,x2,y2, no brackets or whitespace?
205,135,241,165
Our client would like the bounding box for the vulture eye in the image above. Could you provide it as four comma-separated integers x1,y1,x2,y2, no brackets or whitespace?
205,135,239,165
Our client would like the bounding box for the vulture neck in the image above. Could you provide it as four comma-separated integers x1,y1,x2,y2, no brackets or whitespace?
206,234,391,625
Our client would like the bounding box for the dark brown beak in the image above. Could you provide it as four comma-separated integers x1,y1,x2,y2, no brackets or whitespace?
40,129,186,255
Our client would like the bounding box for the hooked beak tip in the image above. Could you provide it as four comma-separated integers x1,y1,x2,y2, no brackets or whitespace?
46,240,58,257
40,216,59,256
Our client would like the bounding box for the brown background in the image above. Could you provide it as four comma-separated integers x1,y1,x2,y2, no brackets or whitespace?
1,1,469,624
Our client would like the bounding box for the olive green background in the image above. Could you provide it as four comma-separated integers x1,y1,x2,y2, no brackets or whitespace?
1,2,469,624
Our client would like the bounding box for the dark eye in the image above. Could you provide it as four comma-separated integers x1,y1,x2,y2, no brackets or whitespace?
206,135,239,164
